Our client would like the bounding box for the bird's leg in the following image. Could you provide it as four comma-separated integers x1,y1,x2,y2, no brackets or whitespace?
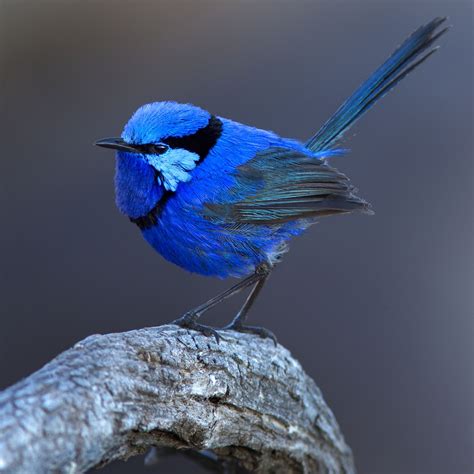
172,270,264,342
222,265,277,344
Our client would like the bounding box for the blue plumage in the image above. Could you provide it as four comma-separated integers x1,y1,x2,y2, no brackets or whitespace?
96,18,447,341
140,118,318,278
306,17,448,152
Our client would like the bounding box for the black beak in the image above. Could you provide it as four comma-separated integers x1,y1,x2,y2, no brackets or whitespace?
94,137,139,153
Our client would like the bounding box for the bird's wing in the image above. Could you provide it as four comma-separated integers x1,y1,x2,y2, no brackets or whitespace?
203,147,371,225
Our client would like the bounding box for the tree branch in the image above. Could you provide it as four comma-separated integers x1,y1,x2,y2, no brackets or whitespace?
0,325,355,473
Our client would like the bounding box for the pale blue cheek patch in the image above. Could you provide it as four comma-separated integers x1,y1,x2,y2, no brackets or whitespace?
146,148,200,192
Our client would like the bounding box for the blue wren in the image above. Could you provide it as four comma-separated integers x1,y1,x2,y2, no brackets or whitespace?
96,18,448,342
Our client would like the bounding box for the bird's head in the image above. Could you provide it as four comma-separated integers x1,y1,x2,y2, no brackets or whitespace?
95,101,222,219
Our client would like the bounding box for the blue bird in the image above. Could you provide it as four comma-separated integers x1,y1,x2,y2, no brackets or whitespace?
96,18,447,342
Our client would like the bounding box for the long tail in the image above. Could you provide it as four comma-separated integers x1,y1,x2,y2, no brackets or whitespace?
306,17,448,153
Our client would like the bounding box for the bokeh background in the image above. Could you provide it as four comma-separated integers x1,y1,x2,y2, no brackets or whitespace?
1,1,472,473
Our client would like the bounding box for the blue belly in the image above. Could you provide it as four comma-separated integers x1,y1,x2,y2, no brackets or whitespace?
141,198,305,278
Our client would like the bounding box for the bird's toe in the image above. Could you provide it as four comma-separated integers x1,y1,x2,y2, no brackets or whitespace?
223,323,277,346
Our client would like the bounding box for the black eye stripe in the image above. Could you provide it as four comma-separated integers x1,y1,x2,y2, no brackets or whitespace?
137,143,168,155
135,115,223,160
162,115,223,161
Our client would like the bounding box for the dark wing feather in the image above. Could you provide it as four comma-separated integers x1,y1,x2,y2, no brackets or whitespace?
204,147,371,225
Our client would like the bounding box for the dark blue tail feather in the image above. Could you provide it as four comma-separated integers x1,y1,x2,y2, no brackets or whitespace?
306,17,448,152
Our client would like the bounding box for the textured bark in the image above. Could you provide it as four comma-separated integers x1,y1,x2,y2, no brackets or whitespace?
0,325,355,473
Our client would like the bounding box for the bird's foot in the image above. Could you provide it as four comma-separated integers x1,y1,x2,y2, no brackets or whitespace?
172,313,221,343
223,322,277,346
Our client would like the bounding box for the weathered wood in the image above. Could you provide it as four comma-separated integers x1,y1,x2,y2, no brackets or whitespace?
0,325,355,473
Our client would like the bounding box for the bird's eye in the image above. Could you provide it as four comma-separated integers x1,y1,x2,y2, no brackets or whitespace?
142,143,169,155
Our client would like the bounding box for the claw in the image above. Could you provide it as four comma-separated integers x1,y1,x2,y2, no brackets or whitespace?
223,323,277,346
172,315,221,343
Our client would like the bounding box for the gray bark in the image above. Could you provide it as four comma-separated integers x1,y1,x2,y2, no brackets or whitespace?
0,325,355,473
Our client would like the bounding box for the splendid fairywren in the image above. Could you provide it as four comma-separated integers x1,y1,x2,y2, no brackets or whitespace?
96,18,447,342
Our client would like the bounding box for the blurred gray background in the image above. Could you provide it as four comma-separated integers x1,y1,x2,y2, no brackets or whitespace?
1,1,472,473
